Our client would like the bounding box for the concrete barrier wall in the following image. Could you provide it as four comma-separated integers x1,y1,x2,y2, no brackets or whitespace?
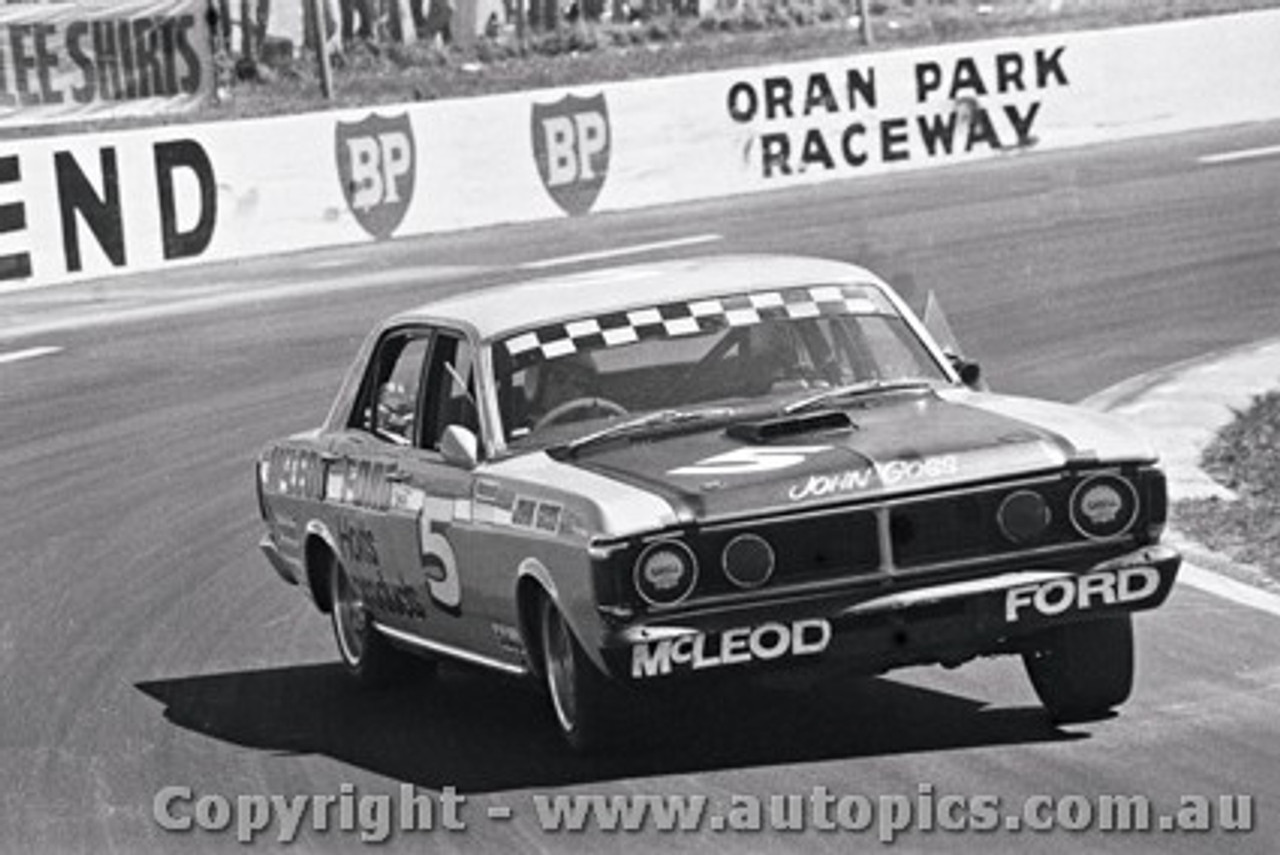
2,10,1279,292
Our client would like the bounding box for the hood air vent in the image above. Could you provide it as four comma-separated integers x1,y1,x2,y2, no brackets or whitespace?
725,410,856,443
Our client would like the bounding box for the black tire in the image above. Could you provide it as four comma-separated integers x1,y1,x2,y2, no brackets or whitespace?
538,595,622,752
329,561,421,688
1022,614,1135,723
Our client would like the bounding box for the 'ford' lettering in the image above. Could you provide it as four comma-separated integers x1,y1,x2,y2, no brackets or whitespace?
631,618,832,679
1004,567,1161,623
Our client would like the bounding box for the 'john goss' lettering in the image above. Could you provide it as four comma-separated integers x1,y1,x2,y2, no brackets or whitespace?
788,455,959,501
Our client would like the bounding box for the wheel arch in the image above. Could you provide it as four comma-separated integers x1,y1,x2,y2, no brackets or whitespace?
515,556,617,680
515,558,559,682
303,521,340,614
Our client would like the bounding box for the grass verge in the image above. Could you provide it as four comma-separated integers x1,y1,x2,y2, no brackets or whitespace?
1175,391,1280,585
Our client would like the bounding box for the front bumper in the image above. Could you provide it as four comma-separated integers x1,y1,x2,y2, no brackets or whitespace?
602,544,1181,683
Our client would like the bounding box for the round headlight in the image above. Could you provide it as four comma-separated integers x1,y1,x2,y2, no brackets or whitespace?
997,490,1051,544
722,534,775,589
634,541,698,607
1070,473,1139,540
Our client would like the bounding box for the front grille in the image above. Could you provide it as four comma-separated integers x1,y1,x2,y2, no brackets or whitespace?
889,477,1080,567
691,510,881,597
599,466,1159,613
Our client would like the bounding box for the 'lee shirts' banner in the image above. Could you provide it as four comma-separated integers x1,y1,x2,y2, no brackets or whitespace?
0,0,212,127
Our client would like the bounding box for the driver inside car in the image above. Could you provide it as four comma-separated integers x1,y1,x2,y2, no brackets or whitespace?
743,322,825,393
523,352,601,430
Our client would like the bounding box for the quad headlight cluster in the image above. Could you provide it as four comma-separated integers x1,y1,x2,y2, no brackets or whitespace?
633,533,779,607
996,489,1052,544
633,541,699,607
995,471,1142,546
721,534,776,589
1069,472,1140,541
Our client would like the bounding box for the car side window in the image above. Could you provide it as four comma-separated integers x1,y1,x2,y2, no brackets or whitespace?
421,333,480,453
353,331,433,446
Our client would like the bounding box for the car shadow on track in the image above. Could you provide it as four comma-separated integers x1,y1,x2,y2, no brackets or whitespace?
136,660,1085,793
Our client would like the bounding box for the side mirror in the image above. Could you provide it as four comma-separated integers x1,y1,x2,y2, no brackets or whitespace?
946,352,984,390
440,425,479,469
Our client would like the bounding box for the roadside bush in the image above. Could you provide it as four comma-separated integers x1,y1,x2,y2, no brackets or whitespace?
531,25,604,55
1202,391,1280,498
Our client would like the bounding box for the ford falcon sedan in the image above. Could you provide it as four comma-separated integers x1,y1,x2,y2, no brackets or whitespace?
256,254,1181,751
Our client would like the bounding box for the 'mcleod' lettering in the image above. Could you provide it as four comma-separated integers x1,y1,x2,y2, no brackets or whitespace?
631,618,832,678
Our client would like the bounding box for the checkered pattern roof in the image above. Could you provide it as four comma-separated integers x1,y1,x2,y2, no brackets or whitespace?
501,285,892,369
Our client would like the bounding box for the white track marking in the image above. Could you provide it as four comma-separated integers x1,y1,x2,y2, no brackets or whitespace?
1180,564,1280,618
1197,144,1280,165
0,346,61,364
519,234,723,270
0,265,484,342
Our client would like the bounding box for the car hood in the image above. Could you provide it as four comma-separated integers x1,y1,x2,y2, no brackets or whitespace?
558,387,1156,523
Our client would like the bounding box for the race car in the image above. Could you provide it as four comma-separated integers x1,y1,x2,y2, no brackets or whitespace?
255,254,1181,751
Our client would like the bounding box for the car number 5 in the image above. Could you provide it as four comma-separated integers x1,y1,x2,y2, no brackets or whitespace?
669,446,832,477
419,496,461,609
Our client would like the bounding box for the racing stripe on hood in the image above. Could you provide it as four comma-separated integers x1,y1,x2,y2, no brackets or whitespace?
938,389,1157,465
485,451,680,537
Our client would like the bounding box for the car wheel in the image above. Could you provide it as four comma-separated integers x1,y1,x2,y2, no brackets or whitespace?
1022,614,1135,723
538,595,620,752
330,561,416,687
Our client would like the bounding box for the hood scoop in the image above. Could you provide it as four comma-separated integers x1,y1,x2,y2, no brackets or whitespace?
725,409,856,443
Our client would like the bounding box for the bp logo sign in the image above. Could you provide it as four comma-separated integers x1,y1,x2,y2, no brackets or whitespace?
531,93,610,217
335,113,416,240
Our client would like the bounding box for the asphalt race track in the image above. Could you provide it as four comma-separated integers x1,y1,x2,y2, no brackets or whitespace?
2,121,1279,853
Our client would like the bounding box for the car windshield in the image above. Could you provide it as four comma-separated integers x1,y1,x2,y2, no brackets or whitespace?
492,282,949,449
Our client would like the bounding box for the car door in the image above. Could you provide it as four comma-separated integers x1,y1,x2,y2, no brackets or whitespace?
374,329,486,654
324,330,435,629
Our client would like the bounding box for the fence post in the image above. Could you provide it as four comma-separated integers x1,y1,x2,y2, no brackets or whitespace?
857,0,872,46
240,0,254,58
307,0,335,99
